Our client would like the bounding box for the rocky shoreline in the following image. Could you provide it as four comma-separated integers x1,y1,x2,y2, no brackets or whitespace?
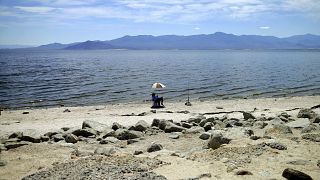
0,96,320,179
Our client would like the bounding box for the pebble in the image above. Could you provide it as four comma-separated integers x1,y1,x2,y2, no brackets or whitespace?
282,168,313,180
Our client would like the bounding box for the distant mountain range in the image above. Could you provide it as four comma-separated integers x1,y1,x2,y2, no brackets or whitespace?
6,32,320,50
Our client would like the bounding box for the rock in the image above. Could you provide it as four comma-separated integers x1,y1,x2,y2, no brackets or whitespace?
199,132,211,140
199,119,208,127
44,131,59,138
264,124,293,136
99,139,109,144
182,122,192,128
168,134,179,139
127,139,139,144
147,143,163,152
65,134,78,143
203,122,212,131
22,111,29,114
266,142,287,150
82,120,109,133
52,134,64,142
317,160,320,168
287,159,309,165
302,133,320,142
164,123,186,133
287,118,310,128
216,106,223,109
99,129,115,138
5,138,20,143
133,150,143,155
282,168,313,180
0,143,7,151
104,137,120,143
253,121,267,129
94,147,120,156
187,116,205,124
243,112,255,120
111,122,124,131
61,127,70,131
158,119,170,130
186,126,205,134
5,141,29,150
301,124,319,133
114,129,143,140
207,132,231,149
72,128,97,137
311,116,320,123
235,170,253,175
214,121,226,129
297,109,317,119
0,160,7,166
8,132,23,139
250,135,261,140
280,112,290,118
63,109,71,112
20,130,41,143
134,120,149,132
224,127,254,139
151,118,161,127
40,135,50,142
268,117,285,125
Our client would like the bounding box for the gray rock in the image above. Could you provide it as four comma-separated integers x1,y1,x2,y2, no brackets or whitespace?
134,120,149,132
65,134,78,144
199,132,211,140
164,123,186,133
5,138,20,143
214,121,226,129
235,170,253,175
280,112,290,118
94,147,120,156
40,135,50,142
243,112,255,120
301,124,319,133
264,124,293,136
8,132,23,139
72,128,97,137
114,129,143,140
266,142,287,150
52,134,64,142
203,122,212,131
186,126,205,134
287,118,310,128
302,133,320,142
127,139,139,144
151,118,161,127
224,127,254,139
268,117,285,125
207,132,231,149
253,121,267,129
187,116,205,124
111,122,124,131
82,120,109,133
168,134,179,139
250,135,261,140
99,139,109,144
99,129,115,138
311,116,320,123
133,150,143,155
297,108,317,119
287,159,309,165
0,143,7,151
182,122,192,128
199,119,208,127
282,168,313,180
44,131,59,138
104,137,120,143
0,160,7,166
5,141,29,150
20,130,41,143
147,143,163,152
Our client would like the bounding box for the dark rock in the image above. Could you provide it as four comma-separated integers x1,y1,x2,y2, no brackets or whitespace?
22,111,29,114
147,143,163,152
317,160,320,168
134,120,149,132
264,124,293,136
311,116,320,123
235,170,253,175
301,124,319,133
297,109,317,119
99,129,115,138
114,129,143,140
65,134,78,143
52,134,64,142
5,138,20,143
82,120,109,133
8,132,23,139
207,132,231,149
243,112,255,120
5,141,29,150
40,135,50,142
44,131,59,138
127,139,139,144
203,122,212,131
199,119,208,127
94,147,119,156
187,116,205,124
182,122,192,128
111,122,124,131
151,118,161,127
164,123,186,133
282,168,313,180
287,118,310,128
61,127,70,131
158,119,169,130
216,106,223,109
72,128,97,137
133,150,143,155
250,136,261,140
280,112,290,118
266,142,287,150
302,133,320,142
99,139,109,144
0,160,7,166
63,109,71,112
20,130,41,143
199,132,211,140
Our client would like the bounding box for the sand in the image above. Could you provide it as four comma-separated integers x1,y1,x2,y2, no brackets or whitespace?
0,96,320,180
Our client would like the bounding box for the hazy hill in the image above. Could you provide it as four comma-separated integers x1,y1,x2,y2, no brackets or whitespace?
64,41,115,50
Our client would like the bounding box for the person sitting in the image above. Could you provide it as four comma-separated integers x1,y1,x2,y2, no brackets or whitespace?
151,93,164,108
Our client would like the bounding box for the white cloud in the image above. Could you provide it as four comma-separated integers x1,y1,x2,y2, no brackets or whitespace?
259,26,270,29
194,27,200,30
15,6,56,14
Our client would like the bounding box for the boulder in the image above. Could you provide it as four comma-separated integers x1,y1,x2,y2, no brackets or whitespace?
182,122,192,128
282,168,313,180
134,120,149,132
147,143,163,152
164,123,186,133
44,131,59,138
82,120,109,133
20,129,41,143
72,128,97,137
287,118,310,128
114,129,143,140
207,132,231,149
52,134,64,142
8,132,23,139
65,134,78,144
264,124,293,136
297,109,317,119
5,141,29,150
199,132,211,140
311,116,320,123
186,126,205,134
99,129,115,138
203,122,212,131
187,116,205,124
111,122,124,131
151,119,161,127
243,112,255,120
158,120,169,130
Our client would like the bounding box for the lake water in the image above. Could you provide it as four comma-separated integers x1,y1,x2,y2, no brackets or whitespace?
1,49,320,109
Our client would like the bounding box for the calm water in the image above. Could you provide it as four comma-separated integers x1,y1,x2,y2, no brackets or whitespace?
0,49,320,109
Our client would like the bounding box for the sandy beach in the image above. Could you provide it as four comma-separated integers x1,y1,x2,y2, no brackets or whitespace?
1,96,320,180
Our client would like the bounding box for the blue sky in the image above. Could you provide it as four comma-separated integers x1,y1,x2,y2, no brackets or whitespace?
0,0,320,45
